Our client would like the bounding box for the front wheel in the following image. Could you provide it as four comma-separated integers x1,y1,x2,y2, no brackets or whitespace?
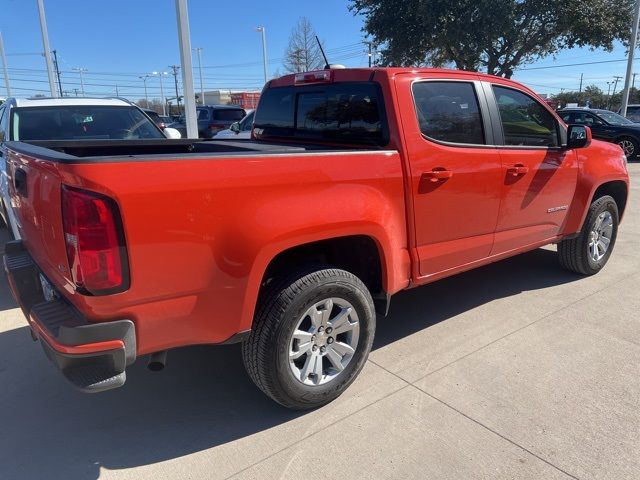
242,266,376,410
558,195,619,275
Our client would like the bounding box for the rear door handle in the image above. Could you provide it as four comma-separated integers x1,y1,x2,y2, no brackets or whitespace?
506,164,529,177
421,169,453,183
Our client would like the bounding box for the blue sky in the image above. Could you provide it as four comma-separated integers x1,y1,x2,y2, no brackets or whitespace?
0,0,635,100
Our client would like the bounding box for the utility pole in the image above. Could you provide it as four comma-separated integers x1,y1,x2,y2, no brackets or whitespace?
578,73,583,93
193,47,205,105
0,32,11,96
169,64,181,114
365,41,377,68
255,26,268,84
52,49,63,97
153,71,168,115
36,0,58,97
115,84,119,96
139,74,151,105
621,0,640,117
72,67,87,96
607,81,614,109
174,0,198,139
72,88,79,96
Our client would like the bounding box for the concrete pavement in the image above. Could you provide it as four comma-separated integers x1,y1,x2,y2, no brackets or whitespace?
0,163,638,480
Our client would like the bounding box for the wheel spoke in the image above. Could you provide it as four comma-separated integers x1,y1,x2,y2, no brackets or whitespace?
326,347,345,372
311,355,323,384
320,298,334,325
599,236,611,249
308,306,323,328
299,354,314,382
331,341,355,357
290,330,313,360
329,307,354,334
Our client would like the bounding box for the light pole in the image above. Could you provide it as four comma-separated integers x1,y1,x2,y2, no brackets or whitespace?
0,31,11,96
152,71,168,115
255,26,268,84
72,67,87,96
174,0,198,139
193,47,205,105
36,0,57,97
621,0,640,117
139,74,151,105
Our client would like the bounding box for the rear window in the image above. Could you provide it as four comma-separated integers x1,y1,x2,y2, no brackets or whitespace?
11,106,164,141
253,82,387,146
213,109,245,121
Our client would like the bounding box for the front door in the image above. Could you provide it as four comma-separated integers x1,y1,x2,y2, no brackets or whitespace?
488,84,579,254
396,75,503,278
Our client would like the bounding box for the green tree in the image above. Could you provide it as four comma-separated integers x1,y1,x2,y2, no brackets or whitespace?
350,0,633,77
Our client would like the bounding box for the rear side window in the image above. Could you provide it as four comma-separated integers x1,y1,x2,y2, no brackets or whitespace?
253,83,386,146
213,109,245,121
197,109,210,120
493,86,559,147
412,81,484,145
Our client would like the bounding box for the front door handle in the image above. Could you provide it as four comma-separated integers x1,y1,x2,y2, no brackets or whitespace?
421,169,453,183
506,164,529,177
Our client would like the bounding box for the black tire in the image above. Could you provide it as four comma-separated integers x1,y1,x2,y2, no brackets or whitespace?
558,195,619,275
242,266,376,410
616,136,639,159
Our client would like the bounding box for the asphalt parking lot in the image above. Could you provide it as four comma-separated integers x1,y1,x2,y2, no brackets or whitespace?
0,162,638,480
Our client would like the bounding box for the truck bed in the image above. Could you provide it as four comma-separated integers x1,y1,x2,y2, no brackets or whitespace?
5,139,380,163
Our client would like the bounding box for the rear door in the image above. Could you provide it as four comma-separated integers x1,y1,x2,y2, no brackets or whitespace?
487,83,578,254
395,74,503,278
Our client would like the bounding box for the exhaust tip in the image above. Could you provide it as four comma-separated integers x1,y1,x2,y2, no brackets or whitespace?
147,350,168,372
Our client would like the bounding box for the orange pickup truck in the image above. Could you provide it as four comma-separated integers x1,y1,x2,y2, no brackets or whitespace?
2,68,629,409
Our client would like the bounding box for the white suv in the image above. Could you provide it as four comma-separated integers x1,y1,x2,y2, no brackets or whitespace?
0,97,180,238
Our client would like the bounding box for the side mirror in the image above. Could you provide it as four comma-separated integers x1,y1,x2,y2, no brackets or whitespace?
230,122,240,133
163,127,182,139
566,124,591,149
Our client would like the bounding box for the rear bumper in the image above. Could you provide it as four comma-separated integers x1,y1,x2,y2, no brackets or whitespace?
3,240,136,393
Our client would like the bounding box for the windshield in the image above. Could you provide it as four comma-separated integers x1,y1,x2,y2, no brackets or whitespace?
11,106,165,141
597,111,634,126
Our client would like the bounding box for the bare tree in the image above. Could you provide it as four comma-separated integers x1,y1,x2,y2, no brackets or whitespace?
283,17,325,73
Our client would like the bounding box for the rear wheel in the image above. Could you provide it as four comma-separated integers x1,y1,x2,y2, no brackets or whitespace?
242,266,376,410
558,195,618,275
616,136,639,159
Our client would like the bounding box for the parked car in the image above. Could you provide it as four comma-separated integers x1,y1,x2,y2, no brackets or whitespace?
159,115,173,125
213,109,254,139
0,97,180,238
171,105,246,138
558,107,640,158
621,104,640,123
3,68,629,409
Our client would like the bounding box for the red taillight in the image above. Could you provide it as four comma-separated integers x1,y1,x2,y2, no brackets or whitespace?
61,186,129,295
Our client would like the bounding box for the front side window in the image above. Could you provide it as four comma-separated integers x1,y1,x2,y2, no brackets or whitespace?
197,108,210,120
493,86,559,147
412,81,485,145
11,106,165,141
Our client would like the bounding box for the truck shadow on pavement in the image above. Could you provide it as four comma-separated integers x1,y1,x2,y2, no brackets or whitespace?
0,247,583,479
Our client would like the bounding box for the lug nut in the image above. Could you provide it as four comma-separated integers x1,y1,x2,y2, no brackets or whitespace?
312,345,318,352
320,346,326,353
327,337,334,344
311,335,316,342
326,327,333,334
317,326,324,333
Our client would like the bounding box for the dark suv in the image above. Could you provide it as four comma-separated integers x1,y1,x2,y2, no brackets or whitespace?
558,107,640,158
171,105,246,138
